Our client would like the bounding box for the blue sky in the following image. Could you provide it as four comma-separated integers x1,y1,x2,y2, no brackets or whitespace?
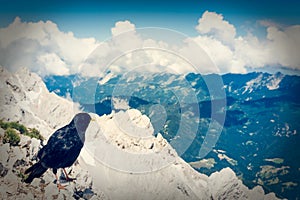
1,0,299,40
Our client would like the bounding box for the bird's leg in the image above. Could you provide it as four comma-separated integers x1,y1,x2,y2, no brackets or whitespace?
62,168,76,182
55,173,66,190
53,168,66,190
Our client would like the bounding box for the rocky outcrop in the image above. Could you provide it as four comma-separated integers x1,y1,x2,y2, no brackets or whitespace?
0,66,80,139
0,130,107,200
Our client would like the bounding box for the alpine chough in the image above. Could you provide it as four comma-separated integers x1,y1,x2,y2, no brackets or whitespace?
24,113,93,189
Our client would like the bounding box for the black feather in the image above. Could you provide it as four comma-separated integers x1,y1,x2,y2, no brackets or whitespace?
24,113,91,183
24,162,47,183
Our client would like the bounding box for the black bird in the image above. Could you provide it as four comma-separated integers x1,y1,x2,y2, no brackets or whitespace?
24,113,93,189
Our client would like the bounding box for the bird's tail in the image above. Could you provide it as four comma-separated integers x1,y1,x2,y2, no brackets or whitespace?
24,162,47,183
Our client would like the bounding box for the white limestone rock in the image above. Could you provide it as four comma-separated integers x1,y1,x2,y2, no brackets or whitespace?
0,128,4,138
80,109,280,200
0,66,80,139
19,134,31,147
0,143,10,164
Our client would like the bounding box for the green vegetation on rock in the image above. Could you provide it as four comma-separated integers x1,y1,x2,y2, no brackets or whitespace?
3,128,20,146
27,128,44,140
0,120,44,140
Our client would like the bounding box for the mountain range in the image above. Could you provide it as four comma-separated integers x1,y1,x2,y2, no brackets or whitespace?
43,70,300,199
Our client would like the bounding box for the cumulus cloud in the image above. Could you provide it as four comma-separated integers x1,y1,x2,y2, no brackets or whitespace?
78,20,150,76
266,25,300,69
37,53,70,75
192,36,239,73
77,12,300,75
0,17,218,76
0,13,299,76
111,20,136,36
110,20,143,52
0,17,98,76
81,20,220,76
196,11,236,46
192,11,300,73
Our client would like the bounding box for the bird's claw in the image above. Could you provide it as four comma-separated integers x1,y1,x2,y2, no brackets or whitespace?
65,177,76,182
57,183,66,190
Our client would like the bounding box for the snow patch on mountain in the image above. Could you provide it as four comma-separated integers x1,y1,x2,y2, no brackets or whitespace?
266,73,284,90
243,74,263,94
112,97,130,110
98,72,115,85
242,73,284,94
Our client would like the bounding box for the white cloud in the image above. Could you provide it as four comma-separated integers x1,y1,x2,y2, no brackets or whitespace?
178,38,218,74
0,13,299,76
37,53,70,75
266,25,300,69
78,20,146,76
111,20,136,36
193,11,300,73
0,18,219,76
80,20,220,76
110,21,143,53
192,36,245,73
0,17,98,76
196,11,236,46
234,34,271,68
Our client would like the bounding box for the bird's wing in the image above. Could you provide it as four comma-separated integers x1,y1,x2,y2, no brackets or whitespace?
37,126,68,160
48,124,73,143
39,125,83,168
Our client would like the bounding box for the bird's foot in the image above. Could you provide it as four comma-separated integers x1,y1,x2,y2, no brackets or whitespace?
62,168,76,182
57,183,66,190
65,177,76,182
